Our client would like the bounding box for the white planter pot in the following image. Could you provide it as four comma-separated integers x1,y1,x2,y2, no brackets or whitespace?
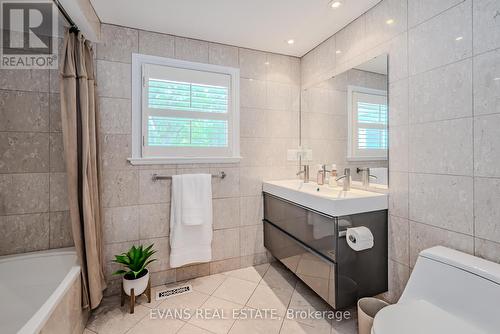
123,270,149,296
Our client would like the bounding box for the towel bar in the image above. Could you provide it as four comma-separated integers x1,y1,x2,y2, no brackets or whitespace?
152,171,226,182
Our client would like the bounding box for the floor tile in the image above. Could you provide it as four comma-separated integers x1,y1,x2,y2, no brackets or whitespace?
280,319,330,334
86,296,149,334
157,289,210,314
190,273,227,295
177,323,214,334
246,283,293,316
188,296,244,334
229,312,283,334
260,263,297,291
212,276,258,305
137,285,169,309
126,316,185,334
223,263,270,283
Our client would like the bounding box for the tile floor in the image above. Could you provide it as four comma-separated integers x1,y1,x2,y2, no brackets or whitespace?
85,262,358,334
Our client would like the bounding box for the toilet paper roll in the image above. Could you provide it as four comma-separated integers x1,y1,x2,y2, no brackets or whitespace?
346,226,374,251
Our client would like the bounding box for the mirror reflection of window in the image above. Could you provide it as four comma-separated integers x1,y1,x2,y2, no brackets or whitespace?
348,86,388,161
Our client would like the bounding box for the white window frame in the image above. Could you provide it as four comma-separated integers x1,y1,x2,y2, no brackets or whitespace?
128,53,241,165
347,85,388,161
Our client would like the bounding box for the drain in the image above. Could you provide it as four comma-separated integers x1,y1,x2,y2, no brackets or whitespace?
155,284,192,301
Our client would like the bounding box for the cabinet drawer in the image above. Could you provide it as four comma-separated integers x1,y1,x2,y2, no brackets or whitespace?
263,193,338,261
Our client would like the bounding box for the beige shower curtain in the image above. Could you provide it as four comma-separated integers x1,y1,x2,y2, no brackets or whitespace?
60,29,106,310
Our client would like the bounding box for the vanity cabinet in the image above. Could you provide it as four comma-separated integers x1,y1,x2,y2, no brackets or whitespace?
263,193,388,309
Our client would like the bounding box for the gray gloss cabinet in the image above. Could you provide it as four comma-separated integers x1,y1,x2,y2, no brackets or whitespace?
263,193,388,309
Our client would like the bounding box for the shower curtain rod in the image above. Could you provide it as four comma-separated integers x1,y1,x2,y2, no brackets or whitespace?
53,0,78,31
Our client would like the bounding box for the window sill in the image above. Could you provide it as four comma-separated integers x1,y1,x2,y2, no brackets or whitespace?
128,156,242,165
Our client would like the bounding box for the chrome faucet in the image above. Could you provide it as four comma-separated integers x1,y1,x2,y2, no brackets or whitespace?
357,167,378,188
297,165,310,183
335,168,351,191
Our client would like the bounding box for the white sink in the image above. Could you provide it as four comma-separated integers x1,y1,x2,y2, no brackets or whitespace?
263,179,388,216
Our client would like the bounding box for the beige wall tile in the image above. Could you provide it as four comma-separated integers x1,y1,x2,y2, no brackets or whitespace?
0,213,49,255
408,0,464,27
0,69,49,92
388,78,409,127
388,171,408,219
139,30,175,58
408,0,472,75
49,133,65,172
0,132,49,173
101,170,139,208
240,195,263,226
240,224,265,256
409,59,472,124
474,177,500,244
381,260,410,303
213,228,240,261
100,134,133,171
473,0,500,54
239,49,267,80
97,60,131,99
0,173,49,215
0,91,49,131
409,118,473,175
138,169,174,204
103,206,140,244
97,24,138,63
388,215,409,265
335,16,366,65
49,211,73,248
409,173,473,235
210,257,241,275
365,0,408,49
213,197,240,230
99,98,132,135
139,203,170,239
174,37,209,63
49,93,61,132
141,237,170,272
409,221,474,266
473,49,500,117
240,78,267,109
474,237,500,264
176,263,210,281
209,43,239,67
49,172,69,212
474,113,500,177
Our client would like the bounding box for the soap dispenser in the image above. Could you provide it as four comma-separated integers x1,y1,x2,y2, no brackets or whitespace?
329,164,337,186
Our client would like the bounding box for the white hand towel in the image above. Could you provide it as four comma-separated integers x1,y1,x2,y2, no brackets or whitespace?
180,174,212,226
169,174,213,268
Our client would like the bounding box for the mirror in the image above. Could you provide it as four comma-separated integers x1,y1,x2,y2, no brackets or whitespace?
300,54,388,186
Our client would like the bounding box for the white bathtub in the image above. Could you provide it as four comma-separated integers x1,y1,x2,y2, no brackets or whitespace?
0,248,86,334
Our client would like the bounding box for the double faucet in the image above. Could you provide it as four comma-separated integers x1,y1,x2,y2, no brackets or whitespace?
296,164,351,191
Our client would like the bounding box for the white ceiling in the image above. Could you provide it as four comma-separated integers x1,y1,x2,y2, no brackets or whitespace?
89,0,381,57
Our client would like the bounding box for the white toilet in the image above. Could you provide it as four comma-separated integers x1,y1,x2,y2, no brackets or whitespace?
372,246,500,334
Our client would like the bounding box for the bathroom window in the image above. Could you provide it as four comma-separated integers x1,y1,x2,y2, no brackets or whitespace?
129,54,240,164
347,86,388,161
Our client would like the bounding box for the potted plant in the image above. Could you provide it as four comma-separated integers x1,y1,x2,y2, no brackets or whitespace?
112,244,157,296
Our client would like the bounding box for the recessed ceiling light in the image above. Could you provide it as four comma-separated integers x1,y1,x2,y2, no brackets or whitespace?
386,19,395,25
330,1,342,8
336,50,342,54
287,39,295,45
494,77,500,81
455,36,463,41
264,61,270,65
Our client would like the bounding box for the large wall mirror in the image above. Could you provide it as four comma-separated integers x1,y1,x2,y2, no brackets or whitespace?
300,54,388,186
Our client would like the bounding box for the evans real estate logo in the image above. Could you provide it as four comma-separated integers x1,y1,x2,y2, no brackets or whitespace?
1,0,58,69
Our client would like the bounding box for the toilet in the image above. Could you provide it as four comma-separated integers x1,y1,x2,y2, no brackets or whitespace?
372,246,500,334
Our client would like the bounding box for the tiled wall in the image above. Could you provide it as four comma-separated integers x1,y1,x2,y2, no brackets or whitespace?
96,24,301,293
301,67,388,175
0,29,73,255
301,0,500,302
